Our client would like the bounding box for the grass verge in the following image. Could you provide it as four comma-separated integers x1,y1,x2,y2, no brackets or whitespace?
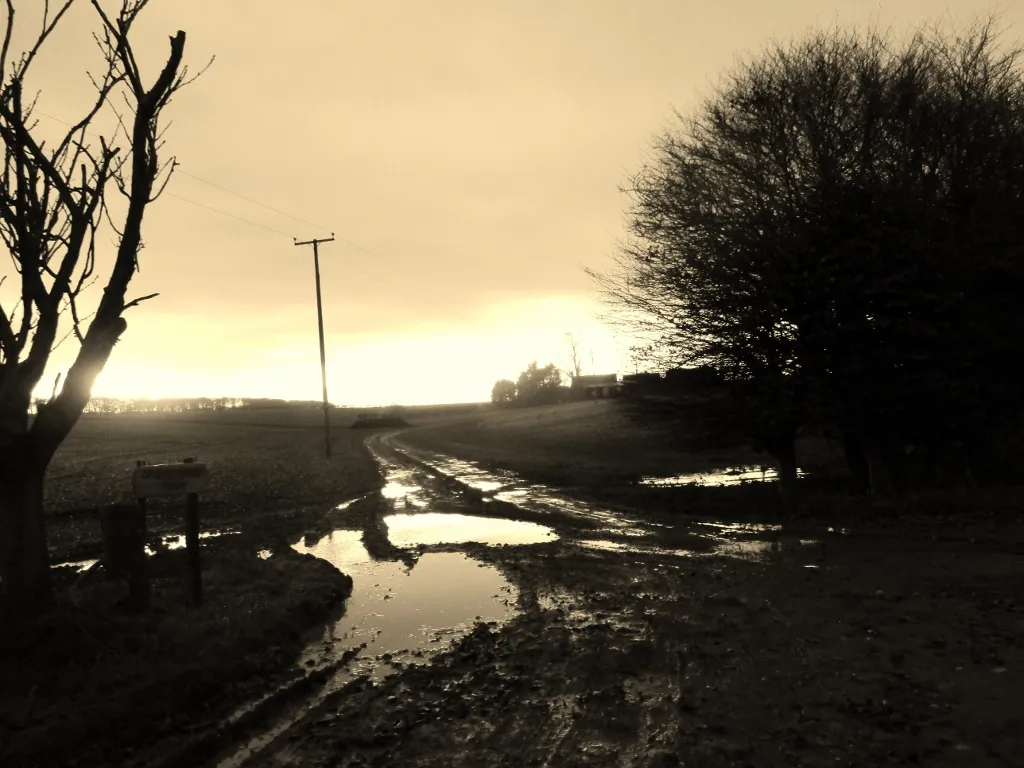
4,407,385,767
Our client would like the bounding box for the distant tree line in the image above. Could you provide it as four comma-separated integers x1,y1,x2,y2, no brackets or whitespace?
491,362,564,407
593,19,1024,509
27,396,326,415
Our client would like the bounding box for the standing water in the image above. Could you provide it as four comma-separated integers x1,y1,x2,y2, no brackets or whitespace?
217,531,522,768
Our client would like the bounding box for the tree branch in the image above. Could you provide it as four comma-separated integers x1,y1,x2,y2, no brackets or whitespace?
122,292,157,310
0,0,14,86
32,16,189,463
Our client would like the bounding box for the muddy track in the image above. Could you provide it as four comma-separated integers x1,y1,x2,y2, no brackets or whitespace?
198,434,771,766
197,432,1023,768
199,432,687,767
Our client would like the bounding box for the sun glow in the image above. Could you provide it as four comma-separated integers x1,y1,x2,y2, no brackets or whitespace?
34,297,633,408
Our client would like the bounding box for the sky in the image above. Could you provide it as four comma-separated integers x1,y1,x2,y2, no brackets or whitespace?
3,0,1020,406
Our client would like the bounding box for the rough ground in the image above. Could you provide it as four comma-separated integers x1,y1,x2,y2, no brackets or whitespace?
9,403,1023,767
2,408,383,768
230,428,1024,768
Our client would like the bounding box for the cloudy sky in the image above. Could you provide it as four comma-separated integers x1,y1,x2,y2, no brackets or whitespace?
6,0,1019,405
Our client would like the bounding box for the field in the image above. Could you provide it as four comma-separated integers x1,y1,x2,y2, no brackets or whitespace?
5,404,387,768
42,406,383,560
398,398,851,515
4,398,1023,767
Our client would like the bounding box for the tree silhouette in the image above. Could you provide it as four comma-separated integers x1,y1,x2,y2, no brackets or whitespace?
490,378,516,405
0,0,206,617
592,19,1024,505
565,331,583,379
515,361,562,406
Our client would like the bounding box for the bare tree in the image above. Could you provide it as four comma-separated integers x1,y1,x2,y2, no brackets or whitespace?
0,0,206,618
591,18,1024,507
564,331,583,379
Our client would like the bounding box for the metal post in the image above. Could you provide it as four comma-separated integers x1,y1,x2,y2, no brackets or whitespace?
295,234,335,458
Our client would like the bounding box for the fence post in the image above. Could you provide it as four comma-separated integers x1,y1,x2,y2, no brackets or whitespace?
183,456,202,608
136,459,148,541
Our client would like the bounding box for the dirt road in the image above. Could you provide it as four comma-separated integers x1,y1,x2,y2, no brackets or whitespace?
212,431,1023,768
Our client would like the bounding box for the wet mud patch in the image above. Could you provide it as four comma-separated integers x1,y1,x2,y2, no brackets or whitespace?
256,531,1024,768
213,528,518,768
248,543,702,767
204,431,1024,768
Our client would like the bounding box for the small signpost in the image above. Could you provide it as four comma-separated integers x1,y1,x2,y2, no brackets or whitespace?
132,457,210,608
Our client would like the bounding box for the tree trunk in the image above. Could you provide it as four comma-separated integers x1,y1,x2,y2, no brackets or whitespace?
0,436,51,619
860,433,902,499
773,437,799,516
761,431,799,516
841,429,871,495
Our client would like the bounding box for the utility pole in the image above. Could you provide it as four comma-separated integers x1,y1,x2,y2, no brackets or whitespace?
294,234,335,458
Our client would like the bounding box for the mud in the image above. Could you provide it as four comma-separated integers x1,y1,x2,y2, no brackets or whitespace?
209,432,1023,768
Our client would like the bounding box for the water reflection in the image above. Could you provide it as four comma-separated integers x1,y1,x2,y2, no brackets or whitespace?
159,528,240,551
51,558,99,572
291,530,516,680
220,533,517,768
52,528,241,572
640,465,808,487
383,512,557,548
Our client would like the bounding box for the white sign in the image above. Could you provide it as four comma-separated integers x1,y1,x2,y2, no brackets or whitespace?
132,463,209,498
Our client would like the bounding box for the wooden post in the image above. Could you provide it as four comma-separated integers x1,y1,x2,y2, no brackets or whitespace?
183,457,202,608
136,459,148,541
132,460,150,611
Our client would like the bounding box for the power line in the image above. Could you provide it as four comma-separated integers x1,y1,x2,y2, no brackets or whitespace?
173,167,398,270
33,109,395,279
33,110,315,232
175,168,333,235
164,192,296,238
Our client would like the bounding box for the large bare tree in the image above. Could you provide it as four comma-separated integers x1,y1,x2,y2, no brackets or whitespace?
593,19,1024,505
0,0,204,617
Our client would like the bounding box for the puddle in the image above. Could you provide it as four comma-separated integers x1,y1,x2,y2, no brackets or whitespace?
574,539,699,559
576,539,632,552
219,531,519,768
381,481,422,500
51,558,99,572
378,436,827,562
383,512,557,548
153,528,240,553
374,435,656,536
465,479,505,493
376,465,428,508
292,528,517,681
695,520,782,534
336,495,370,510
640,465,808,487
53,529,241,571
426,456,517,494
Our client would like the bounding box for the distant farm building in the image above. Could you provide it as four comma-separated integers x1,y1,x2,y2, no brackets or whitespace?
621,372,665,396
570,373,623,400
622,367,725,397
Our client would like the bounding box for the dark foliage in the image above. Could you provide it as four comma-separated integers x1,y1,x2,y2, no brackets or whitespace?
594,19,1024,503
